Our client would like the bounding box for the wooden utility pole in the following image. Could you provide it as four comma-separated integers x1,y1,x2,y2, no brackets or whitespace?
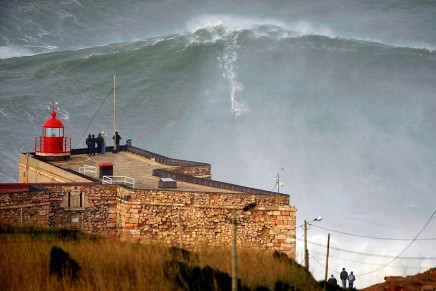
232,210,237,291
231,203,256,291
304,220,308,270
324,233,330,291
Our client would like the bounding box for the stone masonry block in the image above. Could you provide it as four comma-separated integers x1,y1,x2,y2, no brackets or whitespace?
0,184,296,259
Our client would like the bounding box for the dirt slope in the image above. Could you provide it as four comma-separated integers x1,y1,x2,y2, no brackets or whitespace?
362,268,436,291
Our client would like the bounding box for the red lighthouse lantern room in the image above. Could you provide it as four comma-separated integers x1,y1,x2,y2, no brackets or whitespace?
35,104,71,160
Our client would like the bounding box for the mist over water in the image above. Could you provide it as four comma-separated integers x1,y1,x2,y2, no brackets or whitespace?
1,0,436,288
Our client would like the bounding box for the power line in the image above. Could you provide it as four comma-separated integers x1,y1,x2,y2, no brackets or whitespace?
73,88,113,149
358,209,436,276
309,252,434,274
298,209,436,279
308,248,435,269
308,249,389,267
296,237,436,260
310,224,436,241
311,255,326,269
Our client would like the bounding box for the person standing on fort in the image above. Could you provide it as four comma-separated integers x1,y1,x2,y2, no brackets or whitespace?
91,134,97,156
101,131,107,154
113,130,121,151
96,133,104,154
340,268,348,289
348,271,356,289
85,134,92,156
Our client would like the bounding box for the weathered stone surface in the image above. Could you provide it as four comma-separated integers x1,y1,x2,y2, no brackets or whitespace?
0,184,296,258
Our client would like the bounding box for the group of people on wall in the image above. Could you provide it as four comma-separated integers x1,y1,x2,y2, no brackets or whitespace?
327,268,356,289
85,130,127,155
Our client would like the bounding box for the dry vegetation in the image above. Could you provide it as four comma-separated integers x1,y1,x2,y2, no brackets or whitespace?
0,222,322,291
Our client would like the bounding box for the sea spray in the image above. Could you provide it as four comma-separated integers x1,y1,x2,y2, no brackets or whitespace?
218,32,249,119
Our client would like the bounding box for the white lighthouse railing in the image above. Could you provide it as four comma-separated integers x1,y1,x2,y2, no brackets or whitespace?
102,175,135,188
79,165,97,177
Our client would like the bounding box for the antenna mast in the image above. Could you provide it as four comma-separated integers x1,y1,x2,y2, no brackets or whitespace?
113,50,118,153
113,72,117,151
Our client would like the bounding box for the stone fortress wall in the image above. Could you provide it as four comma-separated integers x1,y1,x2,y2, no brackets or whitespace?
0,184,296,257
3,146,297,257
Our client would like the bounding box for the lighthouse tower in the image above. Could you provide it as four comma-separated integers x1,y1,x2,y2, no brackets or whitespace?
34,103,71,160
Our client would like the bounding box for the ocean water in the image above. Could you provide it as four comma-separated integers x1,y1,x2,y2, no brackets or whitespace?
1,0,435,288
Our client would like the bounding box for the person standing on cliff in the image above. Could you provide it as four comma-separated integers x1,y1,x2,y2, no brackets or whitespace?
340,268,348,289
327,274,337,286
348,271,355,289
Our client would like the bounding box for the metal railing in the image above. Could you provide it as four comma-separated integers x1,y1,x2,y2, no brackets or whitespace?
102,176,135,188
153,168,282,196
79,165,97,177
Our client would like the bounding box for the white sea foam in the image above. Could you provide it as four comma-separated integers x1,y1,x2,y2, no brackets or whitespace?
285,20,335,38
0,39,60,60
0,46,35,59
186,14,336,39
0,108,12,118
185,14,436,52
58,109,70,121
217,31,251,119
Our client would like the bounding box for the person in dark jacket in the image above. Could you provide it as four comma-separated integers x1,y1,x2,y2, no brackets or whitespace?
340,268,348,289
113,131,121,151
91,134,96,156
327,274,337,286
96,133,104,154
85,134,92,156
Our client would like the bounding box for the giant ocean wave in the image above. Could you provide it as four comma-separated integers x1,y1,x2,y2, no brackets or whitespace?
1,1,436,288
